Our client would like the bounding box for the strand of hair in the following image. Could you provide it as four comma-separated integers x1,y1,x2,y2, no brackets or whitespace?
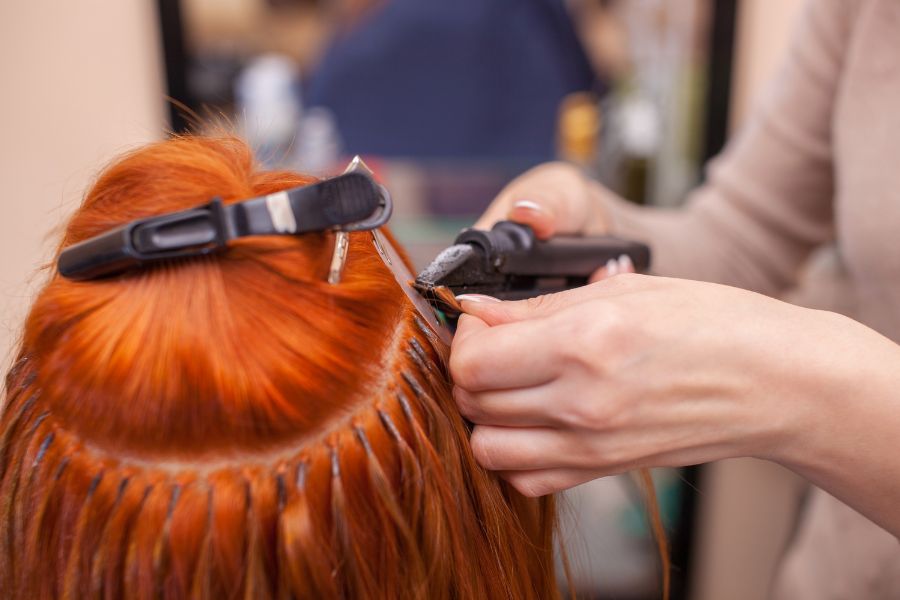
295,460,308,491
0,437,25,588
406,339,432,374
19,446,69,597
243,478,273,600
27,411,49,435
62,468,107,599
637,469,671,600
88,475,132,597
329,446,341,480
272,466,292,600
275,473,287,512
122,484,157,598
0,393,39,482
3,412,54,586
375,404,425,513
401,371,426,399
412,315,436,343
151,482,183,597
352,425,427,599
376,409,403,444
26,455,74,592
395,391,416,424
2,355,29,391
189,485,215,598
31,431,55,469
328,444,353,598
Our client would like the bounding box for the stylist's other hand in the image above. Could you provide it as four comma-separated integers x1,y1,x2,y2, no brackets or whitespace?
450,274,890,497
474,162,611,239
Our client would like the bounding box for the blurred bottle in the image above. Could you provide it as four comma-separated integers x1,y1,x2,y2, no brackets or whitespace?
559,88,659,205
617,91,660,205
557,92,602,170
235,53,302,166
292,106,343,175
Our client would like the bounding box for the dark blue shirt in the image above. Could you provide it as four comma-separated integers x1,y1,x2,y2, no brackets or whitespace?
304,0,597,162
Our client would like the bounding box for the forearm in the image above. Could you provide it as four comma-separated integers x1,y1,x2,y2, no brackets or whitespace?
768,312,900,537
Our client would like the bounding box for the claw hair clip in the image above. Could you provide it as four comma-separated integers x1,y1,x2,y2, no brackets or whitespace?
57,156,392,283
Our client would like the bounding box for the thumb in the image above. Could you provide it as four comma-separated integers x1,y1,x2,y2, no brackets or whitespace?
451,312,491,346
457,285,603,326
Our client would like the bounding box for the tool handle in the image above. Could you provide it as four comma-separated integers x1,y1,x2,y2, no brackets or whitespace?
455,221,651,276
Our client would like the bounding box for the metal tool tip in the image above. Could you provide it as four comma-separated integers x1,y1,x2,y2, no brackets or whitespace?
415,244,475,288
343,155,375,176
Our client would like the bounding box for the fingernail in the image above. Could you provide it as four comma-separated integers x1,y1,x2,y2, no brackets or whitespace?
605,258,618,277
512,200,546,214
618,254,634,273
455,294,502,304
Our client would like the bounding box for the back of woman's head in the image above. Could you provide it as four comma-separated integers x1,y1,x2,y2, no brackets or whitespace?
0,136,559,599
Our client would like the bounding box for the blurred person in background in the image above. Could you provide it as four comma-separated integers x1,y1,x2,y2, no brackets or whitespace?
451,0,900,598
304,0,599,161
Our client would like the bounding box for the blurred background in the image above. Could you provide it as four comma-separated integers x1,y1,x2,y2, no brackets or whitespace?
0,1,807,598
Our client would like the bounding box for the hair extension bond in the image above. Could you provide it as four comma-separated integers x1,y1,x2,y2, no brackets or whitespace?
0,136,667,599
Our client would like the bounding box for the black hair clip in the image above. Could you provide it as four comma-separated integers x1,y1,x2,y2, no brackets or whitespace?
57,162,392,281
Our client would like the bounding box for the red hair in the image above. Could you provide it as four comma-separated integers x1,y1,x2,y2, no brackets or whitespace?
1,135,666,598
0,136,561,599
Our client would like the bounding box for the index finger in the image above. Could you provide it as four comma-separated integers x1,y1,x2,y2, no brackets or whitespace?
459,273,649,327
450,316,561,391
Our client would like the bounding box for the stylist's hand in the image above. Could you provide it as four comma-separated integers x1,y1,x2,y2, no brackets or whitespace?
475,162,611,239
451,274,893,497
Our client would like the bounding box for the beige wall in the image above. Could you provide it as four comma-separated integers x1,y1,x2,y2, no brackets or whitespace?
0,1,166,367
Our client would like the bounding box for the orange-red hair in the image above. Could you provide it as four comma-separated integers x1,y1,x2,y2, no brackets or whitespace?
1,135,667,599
0,136,562,599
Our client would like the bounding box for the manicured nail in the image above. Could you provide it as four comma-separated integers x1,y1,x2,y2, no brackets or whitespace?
618,254,634,273
512,200,546,214
455,294,502,304
605,258,618,277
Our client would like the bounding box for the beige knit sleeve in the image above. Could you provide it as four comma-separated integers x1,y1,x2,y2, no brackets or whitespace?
603,0,856,296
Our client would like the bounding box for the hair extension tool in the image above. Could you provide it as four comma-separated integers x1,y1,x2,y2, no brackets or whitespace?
413,221,651,318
